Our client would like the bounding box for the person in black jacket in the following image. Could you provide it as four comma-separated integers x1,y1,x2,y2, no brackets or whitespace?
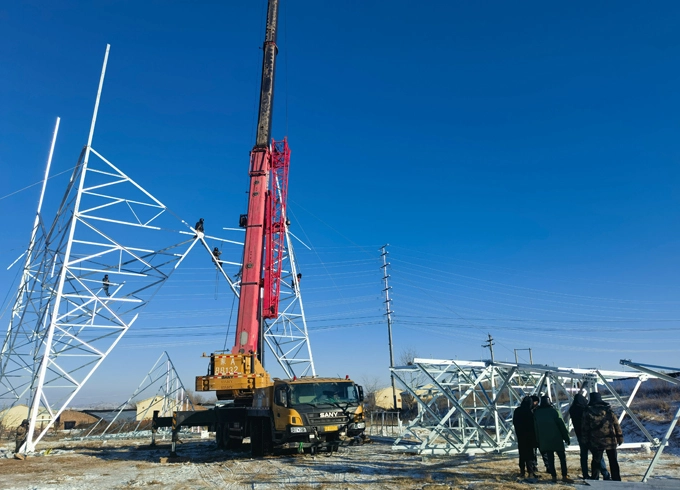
569,391,610,480
582,392,623,481
195,218,204,233
513,396,538,478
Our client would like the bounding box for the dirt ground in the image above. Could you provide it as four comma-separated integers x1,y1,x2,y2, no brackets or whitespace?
2,435,680,489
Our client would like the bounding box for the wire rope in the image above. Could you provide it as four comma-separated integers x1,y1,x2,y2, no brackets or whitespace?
222,293,237,352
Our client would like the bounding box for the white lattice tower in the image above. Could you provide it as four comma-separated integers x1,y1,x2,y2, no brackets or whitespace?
0,46,223,452
262,227,316,378
0,119,61,410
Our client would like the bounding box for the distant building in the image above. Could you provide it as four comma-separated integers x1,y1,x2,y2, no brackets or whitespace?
0,404,49,429
413,384,436,403
58,410,100,429
84,409,137,423
136,396,167,421
373,387,402,410
135,396,201,421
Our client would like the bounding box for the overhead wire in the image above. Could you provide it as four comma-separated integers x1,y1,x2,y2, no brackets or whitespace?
391,244,680,293
394,265,669,313
0,167,75,203
392,253,679,304
389,257,673,317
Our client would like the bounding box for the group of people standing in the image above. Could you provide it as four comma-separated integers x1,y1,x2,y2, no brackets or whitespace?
512,390,624,482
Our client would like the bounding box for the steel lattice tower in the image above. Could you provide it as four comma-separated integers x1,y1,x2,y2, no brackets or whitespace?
0,46,225,452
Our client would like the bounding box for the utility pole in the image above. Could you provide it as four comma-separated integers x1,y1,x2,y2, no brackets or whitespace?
482,333,499,443
482,333,495,362
380,245,398,412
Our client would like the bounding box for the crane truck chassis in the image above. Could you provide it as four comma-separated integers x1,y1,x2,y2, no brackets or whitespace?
154,368,366,457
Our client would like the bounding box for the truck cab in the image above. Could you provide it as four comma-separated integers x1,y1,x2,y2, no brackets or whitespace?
215,377,365,455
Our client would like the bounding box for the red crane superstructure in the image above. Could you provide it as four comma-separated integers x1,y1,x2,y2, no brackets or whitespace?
232,0,288,357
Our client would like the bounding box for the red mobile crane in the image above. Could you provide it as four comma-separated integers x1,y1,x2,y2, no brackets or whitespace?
187,0,365,456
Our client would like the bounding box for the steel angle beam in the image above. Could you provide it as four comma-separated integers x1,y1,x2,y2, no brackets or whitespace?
620,359,680,483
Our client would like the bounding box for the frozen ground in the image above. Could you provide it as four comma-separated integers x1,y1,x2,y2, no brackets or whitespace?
2,435,680,490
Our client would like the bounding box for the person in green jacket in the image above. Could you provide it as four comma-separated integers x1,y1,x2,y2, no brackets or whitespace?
534,395,574,483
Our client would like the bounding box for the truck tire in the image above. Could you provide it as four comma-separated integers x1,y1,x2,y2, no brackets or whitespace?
225,430,242,450
251,417,273,457
215,422,224,448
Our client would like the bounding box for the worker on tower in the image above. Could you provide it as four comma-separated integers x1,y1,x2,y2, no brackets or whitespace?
102,274,110,296
195,218,205,233
292,272,302,291
15,419,28,454
212,247,222,264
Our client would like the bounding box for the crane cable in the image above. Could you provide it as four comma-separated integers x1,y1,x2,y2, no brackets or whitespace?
213,242,224,300
222,293,238,352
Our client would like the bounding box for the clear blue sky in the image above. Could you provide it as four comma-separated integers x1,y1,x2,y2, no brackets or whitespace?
2,1,680,405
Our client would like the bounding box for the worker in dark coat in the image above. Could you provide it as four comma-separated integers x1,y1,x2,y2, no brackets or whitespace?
15,419,29,453
195,218,204,233
102,274,110,296
534,395,573,483
570,391,610,480
513,396,538,478
582,392,623,481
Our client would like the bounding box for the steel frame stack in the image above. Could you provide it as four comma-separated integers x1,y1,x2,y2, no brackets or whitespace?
85,351,194,438
391,358,658,455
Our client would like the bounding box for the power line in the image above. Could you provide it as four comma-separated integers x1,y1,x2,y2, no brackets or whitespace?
0,167,75,202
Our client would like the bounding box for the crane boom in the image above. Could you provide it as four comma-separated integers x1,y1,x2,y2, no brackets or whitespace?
255,0,279,149
233,0,280,355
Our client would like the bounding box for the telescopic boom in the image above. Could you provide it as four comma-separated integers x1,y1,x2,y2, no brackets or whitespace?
232,0,279,356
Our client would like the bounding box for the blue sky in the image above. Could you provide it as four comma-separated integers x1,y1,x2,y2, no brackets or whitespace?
2,1,680,405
